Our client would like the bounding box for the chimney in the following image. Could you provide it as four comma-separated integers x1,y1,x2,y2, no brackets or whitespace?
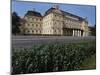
53,4,59,10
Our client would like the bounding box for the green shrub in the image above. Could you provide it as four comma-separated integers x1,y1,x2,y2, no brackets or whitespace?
12,41,96,74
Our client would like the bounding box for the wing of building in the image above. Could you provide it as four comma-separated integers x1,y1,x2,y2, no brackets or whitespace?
20,10,43,35
20,5,89,36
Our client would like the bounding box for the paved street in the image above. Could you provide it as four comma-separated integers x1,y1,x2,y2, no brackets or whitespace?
12,36,96,48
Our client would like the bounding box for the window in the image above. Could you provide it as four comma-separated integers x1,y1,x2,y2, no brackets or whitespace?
27,30,30,33
36,24,38,27
32,30,34,33
36,30,38,33
54,30,56,33
55,22,56,25
40,30,41,33
28,24,30,26
55,14,56,17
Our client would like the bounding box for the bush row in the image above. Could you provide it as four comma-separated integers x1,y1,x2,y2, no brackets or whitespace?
12,41,96,74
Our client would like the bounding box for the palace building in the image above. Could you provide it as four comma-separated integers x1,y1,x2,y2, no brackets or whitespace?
20,5,89,36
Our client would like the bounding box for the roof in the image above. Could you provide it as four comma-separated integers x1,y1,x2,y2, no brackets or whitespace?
44,7,55,16
44,7,87,22
25,10,42,17
61,10,84,21
20,18,27,23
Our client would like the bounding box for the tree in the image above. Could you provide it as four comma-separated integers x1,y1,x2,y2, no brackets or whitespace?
89,25,96,36
12,12,21,35
93,25,96,36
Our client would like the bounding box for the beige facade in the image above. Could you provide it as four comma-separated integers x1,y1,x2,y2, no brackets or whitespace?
20,5,89,36
20,11,42,35
42,10,63,35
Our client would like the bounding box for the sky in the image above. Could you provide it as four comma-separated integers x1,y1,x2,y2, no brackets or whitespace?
12,1,96,26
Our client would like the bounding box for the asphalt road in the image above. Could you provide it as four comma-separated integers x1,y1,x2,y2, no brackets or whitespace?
12,36,96,48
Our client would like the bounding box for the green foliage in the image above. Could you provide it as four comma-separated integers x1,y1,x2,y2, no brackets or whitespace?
12,12,21,35
80,54,96,70
12,41,96,74
89,25,96,36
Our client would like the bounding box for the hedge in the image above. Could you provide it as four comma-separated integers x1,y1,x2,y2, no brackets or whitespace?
12,41,96,74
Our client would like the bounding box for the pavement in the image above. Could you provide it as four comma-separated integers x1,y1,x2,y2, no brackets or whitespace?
12,36,96,48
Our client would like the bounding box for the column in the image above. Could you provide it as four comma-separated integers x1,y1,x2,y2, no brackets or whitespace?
73,29,74,36
83,32,85,37
80,30,81,37
79,30,81,37
79,30,80,37
75,30,76,36
76,30,78,36
78,30,80,37
78,30,79,37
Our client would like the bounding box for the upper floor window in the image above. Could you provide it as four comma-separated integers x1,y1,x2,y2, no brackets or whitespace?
32,30,34,33
55,14,56,17
36,18,38,21
36,24,38,27
40,19,41,21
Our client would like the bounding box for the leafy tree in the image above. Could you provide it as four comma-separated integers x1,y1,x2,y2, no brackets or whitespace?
89,25,96,36
12,12,21,35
